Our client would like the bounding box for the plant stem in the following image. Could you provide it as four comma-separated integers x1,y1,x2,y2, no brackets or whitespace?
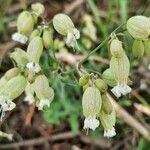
77,23,125,73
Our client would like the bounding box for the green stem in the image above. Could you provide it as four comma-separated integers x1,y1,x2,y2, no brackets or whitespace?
77,23,125,73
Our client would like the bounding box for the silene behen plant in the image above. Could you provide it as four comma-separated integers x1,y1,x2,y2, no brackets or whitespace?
0,3,150,139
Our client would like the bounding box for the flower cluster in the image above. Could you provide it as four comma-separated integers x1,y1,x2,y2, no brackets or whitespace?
79,74,116,137
1,2,150,140
0,3,55,122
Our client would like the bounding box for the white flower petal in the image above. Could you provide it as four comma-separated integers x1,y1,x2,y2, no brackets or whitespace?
83,116,100,130
24,95,35,104
26,62,41,74
73,28,80,39
104,127,116,137
0,97,16,111
0,96,16,121
38,99,50,110
111,86,121,98
12,32,28,44
120,84,131,95
66,32,76,47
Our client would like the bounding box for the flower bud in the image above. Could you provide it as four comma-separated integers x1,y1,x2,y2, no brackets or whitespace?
101,94,113,114
0,75,27,100
34,75,54,110
53,13,74,36
82,87,101,130
110,38,124,58
10,48,29,67
31,3,45,16
17,11,34,36
132,40,144,59
24,82,35,104
99,109,116,137
42,28,53,49
83,83,89,91
144,40,150,58
79,74,90,86
27,36,43,63
29,29,41,42
102,68,117,87
127,15,150,40
4,68,20,81
94,79,108,93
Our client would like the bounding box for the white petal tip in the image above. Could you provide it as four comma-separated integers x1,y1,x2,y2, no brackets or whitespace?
83,117,100,131
24,96,35,104
12,32,28,44
104,127,116,137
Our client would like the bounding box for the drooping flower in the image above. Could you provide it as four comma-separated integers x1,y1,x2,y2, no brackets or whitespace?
26,36,43,74
99,109,116,138
109,38,131,98
34,75,54,110
82,87,101,131
12,11,34,44
53,13,80,49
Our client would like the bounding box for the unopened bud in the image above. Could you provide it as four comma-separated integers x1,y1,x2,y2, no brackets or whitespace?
4,68,20,80
79,74,90,86
0,75,27,100
42,28,53,49
17,11,34,36
94,79,108,93
102,68,117,87
127,15,150,40
132,40,144,59
27,36,43,63
101,94,113,114
29,29,41,41
31,3,45,16
110,38,124,58
10,48,29,67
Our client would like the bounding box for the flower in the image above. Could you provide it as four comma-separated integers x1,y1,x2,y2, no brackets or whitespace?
12,32,28,44
83,116,100,130
24,95,35,104
26,62,41,74
53,14,80,49
0,96,16,121
34,75,55,110
111,84,131,98
104,127,116,137
38,99,50,110
82,87,101,131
